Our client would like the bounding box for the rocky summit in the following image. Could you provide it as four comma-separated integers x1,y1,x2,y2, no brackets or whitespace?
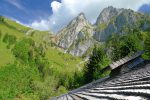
56,13,94,56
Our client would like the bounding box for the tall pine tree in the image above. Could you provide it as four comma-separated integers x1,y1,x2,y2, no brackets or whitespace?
83,46,110,83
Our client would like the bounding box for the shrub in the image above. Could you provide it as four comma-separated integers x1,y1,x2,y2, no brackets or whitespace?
12,38,34,63
3,33,16,48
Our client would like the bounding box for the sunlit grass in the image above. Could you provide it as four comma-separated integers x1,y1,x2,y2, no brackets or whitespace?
0,41,14,66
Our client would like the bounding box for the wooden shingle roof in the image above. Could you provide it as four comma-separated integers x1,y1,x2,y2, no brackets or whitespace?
109,51,144,70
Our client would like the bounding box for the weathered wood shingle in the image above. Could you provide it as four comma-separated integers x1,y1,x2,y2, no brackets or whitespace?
109,51,144,70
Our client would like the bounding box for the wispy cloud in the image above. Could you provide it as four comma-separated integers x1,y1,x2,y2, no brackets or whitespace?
8,17,30,27
6,0,26,11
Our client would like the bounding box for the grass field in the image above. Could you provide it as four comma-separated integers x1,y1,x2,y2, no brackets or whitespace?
0,40,14,66
46,47,84,73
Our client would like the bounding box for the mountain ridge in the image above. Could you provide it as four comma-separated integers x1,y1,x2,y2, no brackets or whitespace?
56,6,150,56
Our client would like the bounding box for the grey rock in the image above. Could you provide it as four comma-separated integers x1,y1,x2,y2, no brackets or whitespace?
96,6,124,25
94,7,144,42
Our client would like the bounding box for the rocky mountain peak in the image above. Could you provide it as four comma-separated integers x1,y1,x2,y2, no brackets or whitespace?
77,12,86,19
96,6,124,25
56,12,94,56
67,12,89,28
94,7,145,42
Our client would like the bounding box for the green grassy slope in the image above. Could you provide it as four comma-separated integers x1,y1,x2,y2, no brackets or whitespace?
0,40,14,66
46,47,83,72
0,16,83,66
0,17,27,66
0,16,84,99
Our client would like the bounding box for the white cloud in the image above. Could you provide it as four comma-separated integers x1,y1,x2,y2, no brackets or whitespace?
30,20,50,31
51,1,62,13
30,0,150,32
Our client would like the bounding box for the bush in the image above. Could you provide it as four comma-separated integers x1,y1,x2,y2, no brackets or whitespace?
3,33,16,48
12,38,34,63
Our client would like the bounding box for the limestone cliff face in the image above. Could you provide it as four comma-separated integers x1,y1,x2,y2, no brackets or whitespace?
96,6,124,25
94,6,145,42
57,13,94,56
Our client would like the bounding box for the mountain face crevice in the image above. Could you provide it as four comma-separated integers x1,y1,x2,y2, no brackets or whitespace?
56,6,150,56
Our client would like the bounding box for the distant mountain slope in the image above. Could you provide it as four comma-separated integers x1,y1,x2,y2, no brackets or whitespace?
94,6,150,42
0,16,51,40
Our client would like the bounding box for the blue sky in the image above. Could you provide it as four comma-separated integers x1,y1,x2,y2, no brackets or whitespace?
0,0,56,24
139,4,150,13
0,0,150,32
